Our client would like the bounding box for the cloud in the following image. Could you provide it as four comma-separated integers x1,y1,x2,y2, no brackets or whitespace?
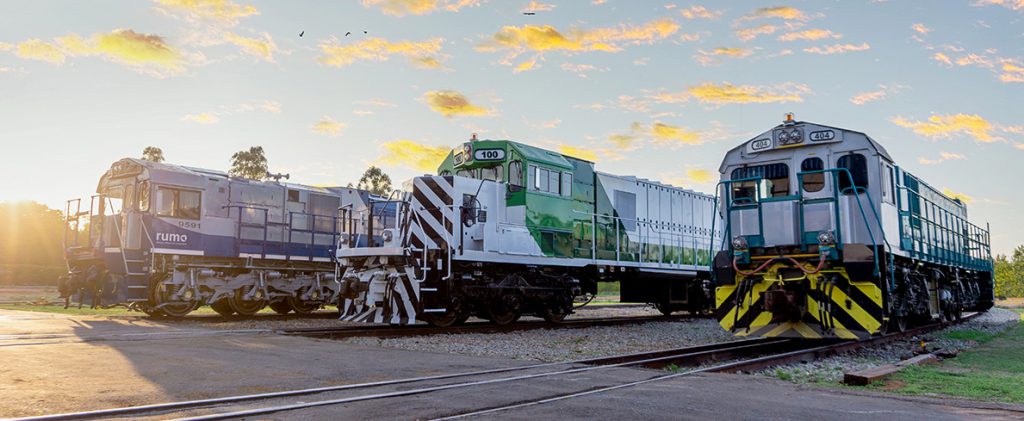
413,56,444,69
687,82,810,104
736,24,778,41
911,23,931,35
524,0,555,12
648,122,702,146
378,140,451,171
3,30,186,76
777,29,841,41
680,5,722,19
311,118,345,137
424,90,490,117
933,52,953,66
478,18,679,65
514,58,538,73
942,188,973,204
745,6,808,20
711,47,751,56
362,0,478,16
918,151,966,165
663,168,715,189
538,119,561,129
559,145,597,161
685,169,713,184
803,42,870,55
182,112,219,124
1000,60,1024,82
972,0,1024,11
849,84,904,105
154,0,258,25
223,32,278,61
317,37,443,68
355,98,399,108
561,62,602,77
891,114,997,143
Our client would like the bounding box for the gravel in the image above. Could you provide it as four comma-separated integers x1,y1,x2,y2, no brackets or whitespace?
754,307,1021,384
341,316,736,362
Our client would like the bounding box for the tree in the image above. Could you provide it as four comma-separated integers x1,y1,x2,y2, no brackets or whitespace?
0,201,68,285
141,146,165,163
229,146,268,180
995,246,1024,298
356,166,393,196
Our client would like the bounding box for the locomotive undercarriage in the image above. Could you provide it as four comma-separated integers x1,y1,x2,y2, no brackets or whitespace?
62,255,339,317
715,248,995,339
339,254,591,327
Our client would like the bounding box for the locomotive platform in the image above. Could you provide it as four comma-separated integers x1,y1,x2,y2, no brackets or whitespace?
1,308,1021,420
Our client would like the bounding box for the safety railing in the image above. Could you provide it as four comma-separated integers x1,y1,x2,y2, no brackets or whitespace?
895,181,991,271
572,210,717,268
227,205,341,261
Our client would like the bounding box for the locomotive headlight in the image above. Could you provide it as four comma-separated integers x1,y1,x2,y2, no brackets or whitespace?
817,230,836,246
463,143,472,157
382,229,394,243
777,131,789,142
789,130,802,141
731,236,748,250
338,235,349,246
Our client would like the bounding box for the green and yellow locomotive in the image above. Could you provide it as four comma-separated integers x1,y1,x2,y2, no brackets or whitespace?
713,115,994,339
336,137,720,326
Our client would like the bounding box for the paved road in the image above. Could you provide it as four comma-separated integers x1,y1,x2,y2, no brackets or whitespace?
0,309,1020,420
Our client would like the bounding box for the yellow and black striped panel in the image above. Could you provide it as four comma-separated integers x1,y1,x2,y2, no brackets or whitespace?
715,264,884,340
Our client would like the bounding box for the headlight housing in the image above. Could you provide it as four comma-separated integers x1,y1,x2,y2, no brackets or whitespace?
338,235,349,245
382,229,394,242
817,230,836,246
731,236,748,250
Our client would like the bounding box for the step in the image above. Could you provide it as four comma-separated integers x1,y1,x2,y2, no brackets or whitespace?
126,286,148,289
421,308,448,313
420,287,438,292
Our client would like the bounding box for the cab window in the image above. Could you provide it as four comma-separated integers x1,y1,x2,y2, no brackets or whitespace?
480,165,503,182
138,181,150,211
836,154,868,194
456,169,473,178
156,187,202,219
528,165,562,195
800,158,825,193
508,160,523,187
730,163,790,202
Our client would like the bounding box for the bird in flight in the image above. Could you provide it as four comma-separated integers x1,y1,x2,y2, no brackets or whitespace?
523,12,535,15
345,31,352,36
299,31,304,37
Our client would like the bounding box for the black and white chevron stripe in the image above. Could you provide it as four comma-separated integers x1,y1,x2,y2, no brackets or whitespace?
403,176,456,252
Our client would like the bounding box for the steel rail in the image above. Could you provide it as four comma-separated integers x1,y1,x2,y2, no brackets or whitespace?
11,338,780,421
433,313,985,420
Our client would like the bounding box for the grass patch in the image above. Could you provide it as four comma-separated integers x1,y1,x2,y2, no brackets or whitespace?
876,320,1024,404
597,281,620,295
942,329,999,344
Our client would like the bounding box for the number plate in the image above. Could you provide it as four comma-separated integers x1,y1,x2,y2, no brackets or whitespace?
473,149,506,161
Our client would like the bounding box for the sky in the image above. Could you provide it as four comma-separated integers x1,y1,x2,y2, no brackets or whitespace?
0,0,1022,255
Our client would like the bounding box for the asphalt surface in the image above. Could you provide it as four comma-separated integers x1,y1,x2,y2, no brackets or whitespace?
1,309,1021,420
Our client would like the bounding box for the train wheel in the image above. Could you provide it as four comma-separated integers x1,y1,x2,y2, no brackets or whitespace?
210,299,235,317
891,315,908,333
151,282,195,318
423,310,463,327
654,301,674,316
288,296,319,315
268,300,292,315
487,307,520,325
229,286,266,316
541,307,568,323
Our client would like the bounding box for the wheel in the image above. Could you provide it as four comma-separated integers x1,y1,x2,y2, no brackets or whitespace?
151,281,195,318
210,299,235,317
423,310,464,327
268,300,292,315
228,285,267,316
541,307,568,323
141,306,165,317
654,301,674,316
891,315,908,333
288,296,320,315
487,292,523,326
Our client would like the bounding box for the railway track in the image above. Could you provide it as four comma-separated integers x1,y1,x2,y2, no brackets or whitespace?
13,314,978,420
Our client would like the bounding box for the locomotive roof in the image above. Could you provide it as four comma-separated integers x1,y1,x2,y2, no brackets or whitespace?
98,158,346,194
720,120,893,173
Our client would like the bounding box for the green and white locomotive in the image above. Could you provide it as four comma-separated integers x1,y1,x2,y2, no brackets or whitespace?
713,115,994,340
336,137,721,326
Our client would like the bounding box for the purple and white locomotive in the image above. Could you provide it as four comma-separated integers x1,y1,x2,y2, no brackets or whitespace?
61,158,387,317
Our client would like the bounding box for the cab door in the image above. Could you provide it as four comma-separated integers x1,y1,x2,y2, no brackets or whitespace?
795,151,835,245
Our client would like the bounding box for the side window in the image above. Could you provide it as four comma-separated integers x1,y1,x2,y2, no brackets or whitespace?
508,161,523,187
561,172,572,197
883,165,895,204
836,154,868,193
177,190,202,219
547,170,560,194
156,187,175,216
730,163,790,201
138,181,150,212
529,165,538,190
800,158,825,193
287,189,301,202
124,183,136,211
456,169,473,178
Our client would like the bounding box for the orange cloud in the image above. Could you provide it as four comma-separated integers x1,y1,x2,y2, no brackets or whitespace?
918,151,966,165
933,52,953,66
942,188,973,204
803,42,870,55
1002,60,1024,83
747,6,807,20
3,30,185,76
687,82,809,104
712,47,751,57
378,140,451,171
891,114,997,143
777,29,840,41
973,0,1024,11
182,112,219,124
911,23,931,35
559,145,597,161
317,37,443,68
514,58,538,73
362,0,478,16
680,5,722,19
423,90,490,117
649,122,702,146
849,85,903,105
224,32,278,61
478,18,679,64
311,118,345,137
524,0,556,12
155,0,259,25
736,24,777,41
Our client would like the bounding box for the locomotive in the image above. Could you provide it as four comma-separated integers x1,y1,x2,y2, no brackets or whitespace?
61,158,391,317
336,137,721,326
713,115,994,339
